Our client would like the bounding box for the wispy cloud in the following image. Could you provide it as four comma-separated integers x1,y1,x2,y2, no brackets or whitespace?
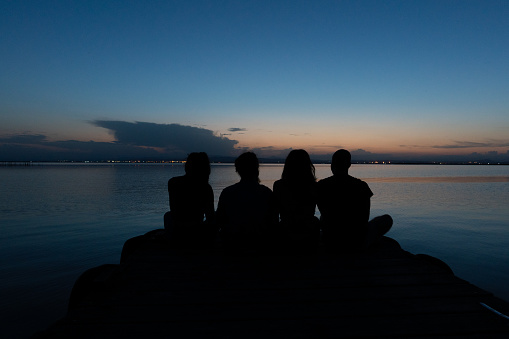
432,140,509,149
0,134,48,144
228,127,247,132
310,144,344,149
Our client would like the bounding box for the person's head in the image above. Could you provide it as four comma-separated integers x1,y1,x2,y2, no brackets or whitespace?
235,152,259,181
331,149,351,175
185,152,211,182
281,149,316,182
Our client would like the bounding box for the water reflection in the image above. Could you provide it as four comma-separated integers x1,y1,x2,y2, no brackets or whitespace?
0,163,508,338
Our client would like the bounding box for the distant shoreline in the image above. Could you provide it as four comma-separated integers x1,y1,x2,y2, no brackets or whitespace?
1,160,509,166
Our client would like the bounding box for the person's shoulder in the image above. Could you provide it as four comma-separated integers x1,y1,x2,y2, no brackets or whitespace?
346,175,364,183
220,181,241,194
273,178,286,190
199,181,213,193
222,182,237,190
317,174,367,187
346,175,373,196
168,175,186,185
317,176,334,186
346,175,369,187
259,183,273,193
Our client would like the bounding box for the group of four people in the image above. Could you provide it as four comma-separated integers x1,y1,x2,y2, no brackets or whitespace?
164,149,392,253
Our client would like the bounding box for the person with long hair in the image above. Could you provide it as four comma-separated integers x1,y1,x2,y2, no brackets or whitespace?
164,152,216,249
273,149,320,253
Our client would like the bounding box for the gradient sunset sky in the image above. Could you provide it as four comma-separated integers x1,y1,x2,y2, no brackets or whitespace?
1,0,508,162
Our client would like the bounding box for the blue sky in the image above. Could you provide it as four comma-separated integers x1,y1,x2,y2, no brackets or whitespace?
1,0,508,161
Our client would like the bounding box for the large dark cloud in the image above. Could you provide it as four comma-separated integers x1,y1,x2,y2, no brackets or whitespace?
92,121,238,155
0,121,240,161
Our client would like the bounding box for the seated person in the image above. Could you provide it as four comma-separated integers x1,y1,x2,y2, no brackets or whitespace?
164,152,216,248
216,152,278,253
316,149,392,252
273,149,320,253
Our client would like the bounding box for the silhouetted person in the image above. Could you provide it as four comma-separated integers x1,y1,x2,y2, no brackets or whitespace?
273,149,320,253
316,149,392,252
164,152,216,249
216,152,277,253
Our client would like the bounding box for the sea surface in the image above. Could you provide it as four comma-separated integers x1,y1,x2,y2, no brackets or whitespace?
1,163,508,338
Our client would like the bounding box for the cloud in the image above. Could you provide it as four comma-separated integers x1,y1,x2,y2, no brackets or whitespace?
310,144,344,150
0,134,48,144
0,121,240,161
431,140,509,149
0,136,167,161
234,146,386,162
228,127,247,132
349,149,385,160
92,121,239,156
249,147,294,159
311,149,394,162
233,146,294,159
2,126,509,163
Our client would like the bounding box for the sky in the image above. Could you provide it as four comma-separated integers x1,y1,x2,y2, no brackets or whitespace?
1,0,508,162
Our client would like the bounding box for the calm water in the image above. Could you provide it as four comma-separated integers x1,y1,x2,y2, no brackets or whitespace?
1,163,508,338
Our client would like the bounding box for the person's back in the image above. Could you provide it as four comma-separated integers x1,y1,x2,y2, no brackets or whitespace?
273,178,316,225
164,152,216,248
316,174,372,247
168,175,213,225
273,149,319,253
316,149,391,251
218,180,274,236
216,152,277,252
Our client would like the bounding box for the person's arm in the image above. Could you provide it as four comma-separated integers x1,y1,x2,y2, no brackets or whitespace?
272,181,281,221
168,176,186,220
215,191,227,230
204,184,215,224
315,181,326,218
167,179,174,210
363,181,373,222
362,198,371,223
168,177,184,213
264,189,279,229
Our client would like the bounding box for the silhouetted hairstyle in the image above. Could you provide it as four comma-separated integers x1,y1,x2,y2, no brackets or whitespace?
281,149,316,183
185,152,211,182
331,149,351,175
235,152,259,181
